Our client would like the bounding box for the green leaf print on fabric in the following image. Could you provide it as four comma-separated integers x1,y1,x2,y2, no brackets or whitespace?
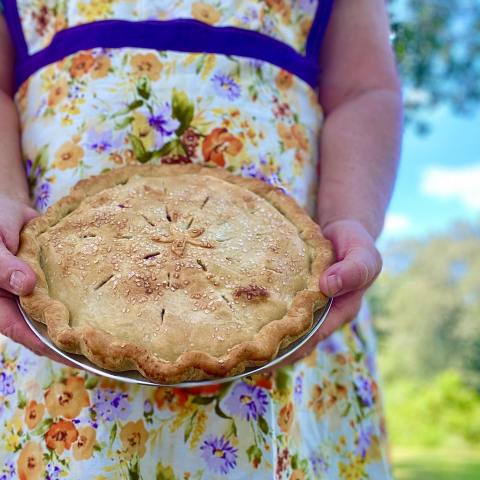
32,418,54,437
172,89,194,136
137,78,151,100
246,444,263,469
128,134,152,163
156,461,178,480
258,415,269,435
109,422,118,448
84,376,99,390
184,410,198,443
17,390,27,409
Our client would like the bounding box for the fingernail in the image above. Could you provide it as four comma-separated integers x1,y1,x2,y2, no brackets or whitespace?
327,274,342,296
10,270,26,294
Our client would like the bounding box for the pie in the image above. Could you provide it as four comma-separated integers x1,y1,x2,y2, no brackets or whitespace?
18,165,334,383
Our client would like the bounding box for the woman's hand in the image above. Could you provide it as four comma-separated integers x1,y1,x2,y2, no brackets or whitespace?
0,195,75,366
273,219,382,367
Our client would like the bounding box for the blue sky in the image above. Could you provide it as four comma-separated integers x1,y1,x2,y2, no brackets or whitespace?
380,105,480,242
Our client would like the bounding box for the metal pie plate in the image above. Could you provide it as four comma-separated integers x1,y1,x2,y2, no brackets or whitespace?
17,297,332,388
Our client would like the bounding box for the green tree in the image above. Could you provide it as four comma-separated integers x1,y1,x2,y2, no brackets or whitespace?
389,0,480,133
370,218,480,388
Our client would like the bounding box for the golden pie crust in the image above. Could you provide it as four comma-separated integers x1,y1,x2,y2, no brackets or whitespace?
18,165,334,383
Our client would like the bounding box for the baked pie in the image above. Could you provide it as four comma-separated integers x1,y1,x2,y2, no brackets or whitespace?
18,165,334,383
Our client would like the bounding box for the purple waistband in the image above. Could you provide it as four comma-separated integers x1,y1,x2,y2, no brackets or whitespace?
3,1,335,90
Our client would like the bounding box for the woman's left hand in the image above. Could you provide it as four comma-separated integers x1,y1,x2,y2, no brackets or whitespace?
272,219,382,368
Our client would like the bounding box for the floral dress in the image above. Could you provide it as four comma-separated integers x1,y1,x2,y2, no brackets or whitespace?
1,1,392,479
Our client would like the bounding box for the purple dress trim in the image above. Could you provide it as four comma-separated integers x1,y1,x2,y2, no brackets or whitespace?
2,1,336,90
306,0,335,60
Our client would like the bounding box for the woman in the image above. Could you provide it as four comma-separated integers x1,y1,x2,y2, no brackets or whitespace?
0,0,402,478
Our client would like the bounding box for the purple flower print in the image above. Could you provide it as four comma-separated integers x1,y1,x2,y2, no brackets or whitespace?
354,374,374,407
45,463,62,480
34,182,51,210
144,399,153,415
224,382,268,421
0,460,15,480
241,162,267,182
294,374,303,402
16,356,35,374
86,128,122,153
0,372,15,396
92,388,131,421
200,435,238,475
148,103,180,139
211,73,241,101
355,423,374,458
298,0,317,14
309,455,328,475
25,159,41,179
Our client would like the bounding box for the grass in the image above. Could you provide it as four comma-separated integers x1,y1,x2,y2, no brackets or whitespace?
392,448,480,480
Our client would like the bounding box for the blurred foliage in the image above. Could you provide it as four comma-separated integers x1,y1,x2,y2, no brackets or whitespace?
369,219,480,447
385,371,480,447
388,0,480,134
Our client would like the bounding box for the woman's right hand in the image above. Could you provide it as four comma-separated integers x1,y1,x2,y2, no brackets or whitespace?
0,194,74,365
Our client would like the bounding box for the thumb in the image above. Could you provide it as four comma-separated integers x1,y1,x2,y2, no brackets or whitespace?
0,241,37,296
320,245,382,297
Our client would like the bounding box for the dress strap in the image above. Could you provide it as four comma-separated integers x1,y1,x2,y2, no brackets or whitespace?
306,0,336,61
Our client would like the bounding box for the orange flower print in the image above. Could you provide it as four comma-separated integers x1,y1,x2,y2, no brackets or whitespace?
202,128,243,167
73,425,97,460
154,388,188,412
120,420,149,459
265,0,291,22
53,142,85,170
91,55,111,79
277,123,297,150
25,400,45,430
277,123,310,152
278,402,295,433
130,53,163,81
69,52,95,78
309,380,348,419
291,124,309,151
48,79,69,107
275,70,294,91
45,420,79,455
17,441,44,480
191,3,221,25
44,375,90,418
289,469,306,480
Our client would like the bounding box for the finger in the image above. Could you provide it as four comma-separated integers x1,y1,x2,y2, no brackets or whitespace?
0,241,37,295
24,206,39,224
0,296,77,367
320,245,382,297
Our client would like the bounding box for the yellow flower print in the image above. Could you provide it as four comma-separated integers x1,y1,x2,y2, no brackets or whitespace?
6,432,21,452
91,55,112,79
78,0,115,22
25,400,45,430
191,3,222,25
130,53,163,81
17,441,44,480
338,455,366,480
120,420,149,459
131,112,156,150
48,79,69,107
53,142,85,170
73,425,97,460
